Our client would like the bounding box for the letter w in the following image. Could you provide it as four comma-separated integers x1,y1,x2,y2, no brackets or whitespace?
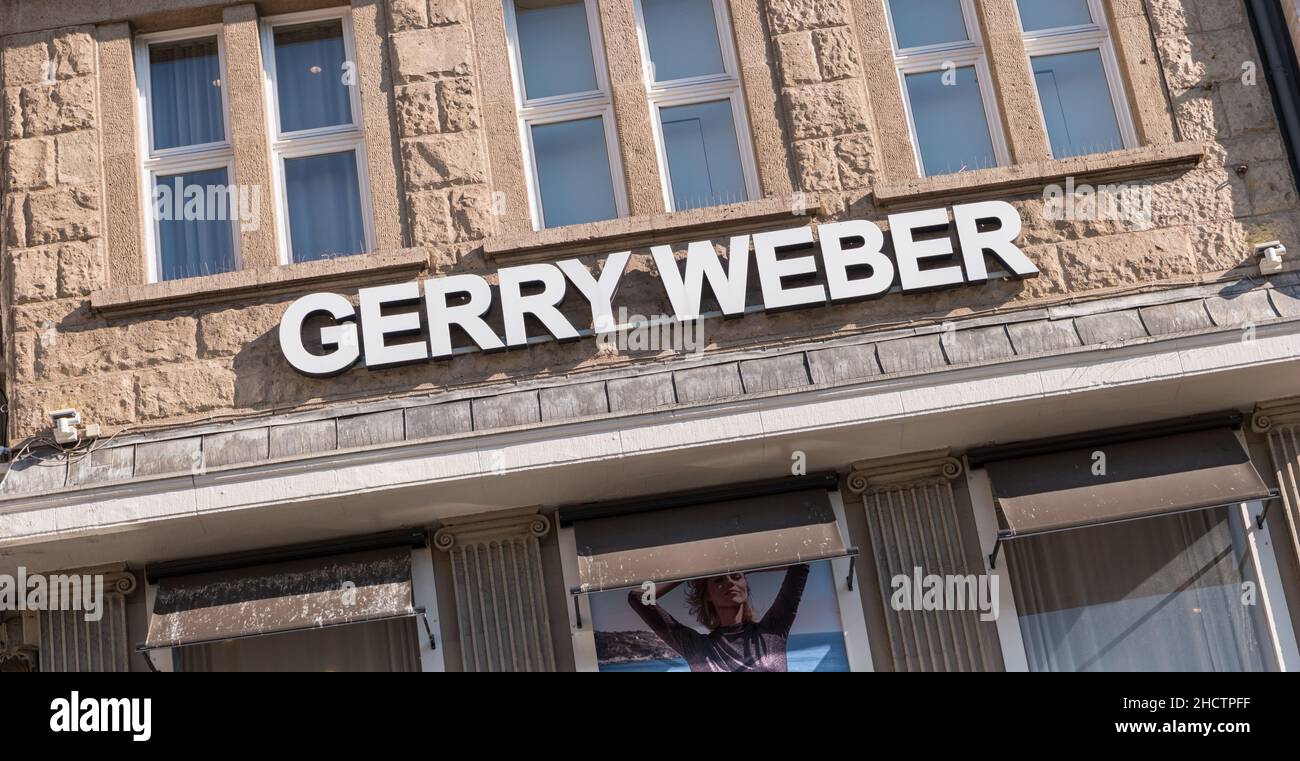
652,236,750,321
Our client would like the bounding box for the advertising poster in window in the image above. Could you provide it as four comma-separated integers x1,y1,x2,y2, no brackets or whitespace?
589,561,849,672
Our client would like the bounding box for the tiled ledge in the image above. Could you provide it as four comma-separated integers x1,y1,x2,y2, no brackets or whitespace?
90,249,430,318
7,273,1298,500
483,195,823,264
873,142,1208,209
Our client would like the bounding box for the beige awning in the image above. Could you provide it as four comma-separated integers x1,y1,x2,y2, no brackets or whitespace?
985,427,1273,539
144,548,415,650
568,486,853,595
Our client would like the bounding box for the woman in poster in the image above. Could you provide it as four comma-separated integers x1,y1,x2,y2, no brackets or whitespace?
626,564,810,672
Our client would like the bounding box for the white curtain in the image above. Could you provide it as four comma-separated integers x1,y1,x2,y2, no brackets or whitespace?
175,617,420,672
1006,507,1268,672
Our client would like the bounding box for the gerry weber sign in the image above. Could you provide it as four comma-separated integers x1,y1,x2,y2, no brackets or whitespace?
279,201,1038,377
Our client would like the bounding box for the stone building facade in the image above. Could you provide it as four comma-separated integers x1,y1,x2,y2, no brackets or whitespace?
1,0,1299,672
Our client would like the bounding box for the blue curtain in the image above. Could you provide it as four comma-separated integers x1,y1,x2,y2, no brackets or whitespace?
155,167,236,281
273,20,351,133
149,38,225,150
285,151,366,262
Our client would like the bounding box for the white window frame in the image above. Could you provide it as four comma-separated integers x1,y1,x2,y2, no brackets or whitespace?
883,0,1010,177
1015,0,1138,158
260,7,376,265
503,0,629,230
967,453,1300,673
632,0,760,212
134,25,241,284
558,490,876,672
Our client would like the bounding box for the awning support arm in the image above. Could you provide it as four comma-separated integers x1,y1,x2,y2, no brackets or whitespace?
846,556,856,591
416,607,436,651
988,535,1003,570
1257,491,1283,530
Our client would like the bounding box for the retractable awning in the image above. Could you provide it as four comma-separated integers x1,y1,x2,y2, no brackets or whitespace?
142,547,422,651
981,426,1273,562
561,477,856,595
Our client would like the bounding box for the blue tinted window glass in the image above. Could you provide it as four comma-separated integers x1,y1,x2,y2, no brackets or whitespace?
154,167,236,281
661,100,748,210
516,0,599,99
641,0,725,82
1017,0,1092,32
273,20,352,133
284,151,367,262
1032,50,1123,159
149,38,225,150
531,117,618,228
905,67,997,176
888,0,968,49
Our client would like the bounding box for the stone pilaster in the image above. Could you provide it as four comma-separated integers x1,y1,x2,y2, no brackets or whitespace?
35,567,137,672
848,450,1002,672
433,507,556,672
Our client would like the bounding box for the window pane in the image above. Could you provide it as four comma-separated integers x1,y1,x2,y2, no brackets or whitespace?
154,167,236,281
273,20,352,133
531,117,618,228
888,0,968,49
1007,509,1269,672
515,0,599,99
1032,50,1123,159
1017,0,1092,32
904,67,997,176
660,100,747,210
284,151,367,262
149,38,225,150
641,0,725,82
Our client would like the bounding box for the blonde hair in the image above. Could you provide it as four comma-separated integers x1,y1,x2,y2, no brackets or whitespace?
685,575,756,630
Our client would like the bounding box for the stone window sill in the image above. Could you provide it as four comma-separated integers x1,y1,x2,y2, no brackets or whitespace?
873,141,1207,209
483,195,822,264
90,249,429,318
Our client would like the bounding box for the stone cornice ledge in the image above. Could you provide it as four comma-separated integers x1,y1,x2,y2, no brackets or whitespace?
483,194,822,264
90,249,430,318
873,141,1207,209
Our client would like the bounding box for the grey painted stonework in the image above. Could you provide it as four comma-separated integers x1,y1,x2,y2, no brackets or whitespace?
4,274,1298,498
1006,320,1080,354
941,326,1016,364
338,410,406,449
405,401,473,439
674,363,744,402
1139,301,1213,335
269,420,338,459
66,446,135,487
1204,290,1279,326
134,438,201,478
1272,285,1300,317
472,391,541,429
806,344,883,385
877,335,946,374
607,374,676,412
203,428,270,469
1073,310,1147,344
540,381,610,421
739,354,811,394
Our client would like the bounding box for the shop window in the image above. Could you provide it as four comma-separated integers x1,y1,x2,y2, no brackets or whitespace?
1006,508,1270,671
1016,0,1136,159
558,479,871,672
261,8,374,263
135,28,239,282
885,0,1006,177
636,0,757,211
175,618,420,672
141,545,435,673
975,426,1299,672
506,0,626,229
